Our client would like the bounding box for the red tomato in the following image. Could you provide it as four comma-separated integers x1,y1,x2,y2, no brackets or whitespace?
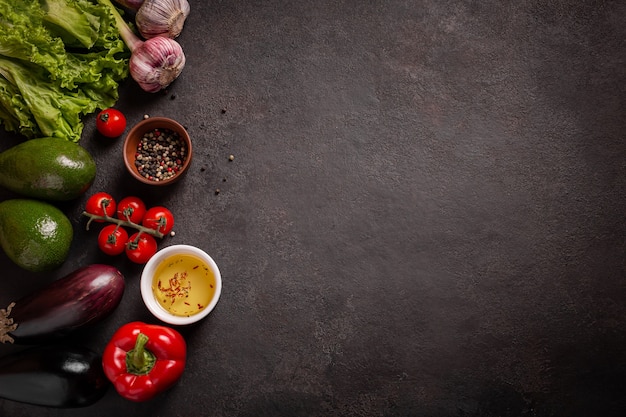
116,196,147,224
85,192,116,221
142,206,175,235
125,232,157,264
96,108,126,138
98,224,129,256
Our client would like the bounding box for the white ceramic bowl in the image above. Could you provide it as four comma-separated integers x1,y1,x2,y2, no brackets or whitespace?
140,245,222,325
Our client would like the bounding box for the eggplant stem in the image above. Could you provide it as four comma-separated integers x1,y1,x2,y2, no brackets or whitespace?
0,302,18,344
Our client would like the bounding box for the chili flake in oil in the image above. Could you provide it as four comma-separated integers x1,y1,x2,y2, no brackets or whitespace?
157,271,191,305
151,254,216,317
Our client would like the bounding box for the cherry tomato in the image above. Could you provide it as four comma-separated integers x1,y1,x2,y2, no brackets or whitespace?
125,232,158,264
98,224,129,256
85,192,116,221
96,108,126,138
142,206,175,235
116,196,147,224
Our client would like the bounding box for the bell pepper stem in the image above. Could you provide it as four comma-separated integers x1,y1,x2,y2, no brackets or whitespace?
126,333,157,375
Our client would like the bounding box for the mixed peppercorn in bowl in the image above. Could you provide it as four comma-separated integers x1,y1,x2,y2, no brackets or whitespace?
123,116,192,185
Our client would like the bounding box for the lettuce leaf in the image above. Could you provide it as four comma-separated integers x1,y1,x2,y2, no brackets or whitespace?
41,0,101,48
0,0,129,142
0,57,93,140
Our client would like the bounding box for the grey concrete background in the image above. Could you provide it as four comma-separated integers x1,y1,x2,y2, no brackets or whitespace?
1,0,625,416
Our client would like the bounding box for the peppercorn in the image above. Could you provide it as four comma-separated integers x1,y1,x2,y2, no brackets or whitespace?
134,128,187,181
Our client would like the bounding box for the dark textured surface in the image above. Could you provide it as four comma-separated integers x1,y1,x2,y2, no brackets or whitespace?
1,0,625,416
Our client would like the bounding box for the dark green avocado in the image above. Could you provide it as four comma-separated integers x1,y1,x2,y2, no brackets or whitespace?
0,137,96,201
0,199,73,272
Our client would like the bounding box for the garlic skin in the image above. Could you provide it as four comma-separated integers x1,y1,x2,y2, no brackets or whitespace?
129,36,186,93
136,0,190,39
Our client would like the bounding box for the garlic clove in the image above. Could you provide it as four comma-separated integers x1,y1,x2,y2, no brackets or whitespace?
129,36,186,93
136,0,190,39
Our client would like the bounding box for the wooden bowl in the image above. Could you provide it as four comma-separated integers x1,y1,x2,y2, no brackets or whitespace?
123,117,192,185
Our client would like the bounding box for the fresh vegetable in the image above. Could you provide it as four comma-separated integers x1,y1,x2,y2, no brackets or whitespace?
82,193,174,262
83,200,166,240
0,199,73,272
0,345,109,407
96,108,127,138
116,196,147,224
113,0,190,39
136,0,190,39
142,206,175,235
125,232,158,264
103,0,186,92
0,0,130,141
0,137,96,201
86,192,117,220
98,224,129,256
0,264,125,344
102,321,186,402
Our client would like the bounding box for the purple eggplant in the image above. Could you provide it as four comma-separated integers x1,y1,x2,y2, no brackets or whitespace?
0,344,109,407
0,264,125,344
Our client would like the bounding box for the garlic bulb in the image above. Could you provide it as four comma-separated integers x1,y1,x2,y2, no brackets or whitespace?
129,36,186,93
104,0,186,92
136,0,190,39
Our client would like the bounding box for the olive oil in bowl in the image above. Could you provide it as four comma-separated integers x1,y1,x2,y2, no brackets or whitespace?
141,244,222,325
151,254,216,317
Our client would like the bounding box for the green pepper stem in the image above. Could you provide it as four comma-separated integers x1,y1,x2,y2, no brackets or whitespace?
125,333,157,375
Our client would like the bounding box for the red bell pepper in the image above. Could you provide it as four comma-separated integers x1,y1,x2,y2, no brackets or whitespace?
102,321,186,402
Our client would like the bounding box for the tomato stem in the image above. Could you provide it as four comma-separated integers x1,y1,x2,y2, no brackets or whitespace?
82,211,165,239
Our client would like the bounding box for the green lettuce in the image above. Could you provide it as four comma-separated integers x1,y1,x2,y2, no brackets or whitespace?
0,0,129,142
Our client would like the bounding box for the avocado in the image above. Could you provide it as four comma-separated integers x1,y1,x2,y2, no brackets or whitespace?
0,199,73,272
0,137,96,201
